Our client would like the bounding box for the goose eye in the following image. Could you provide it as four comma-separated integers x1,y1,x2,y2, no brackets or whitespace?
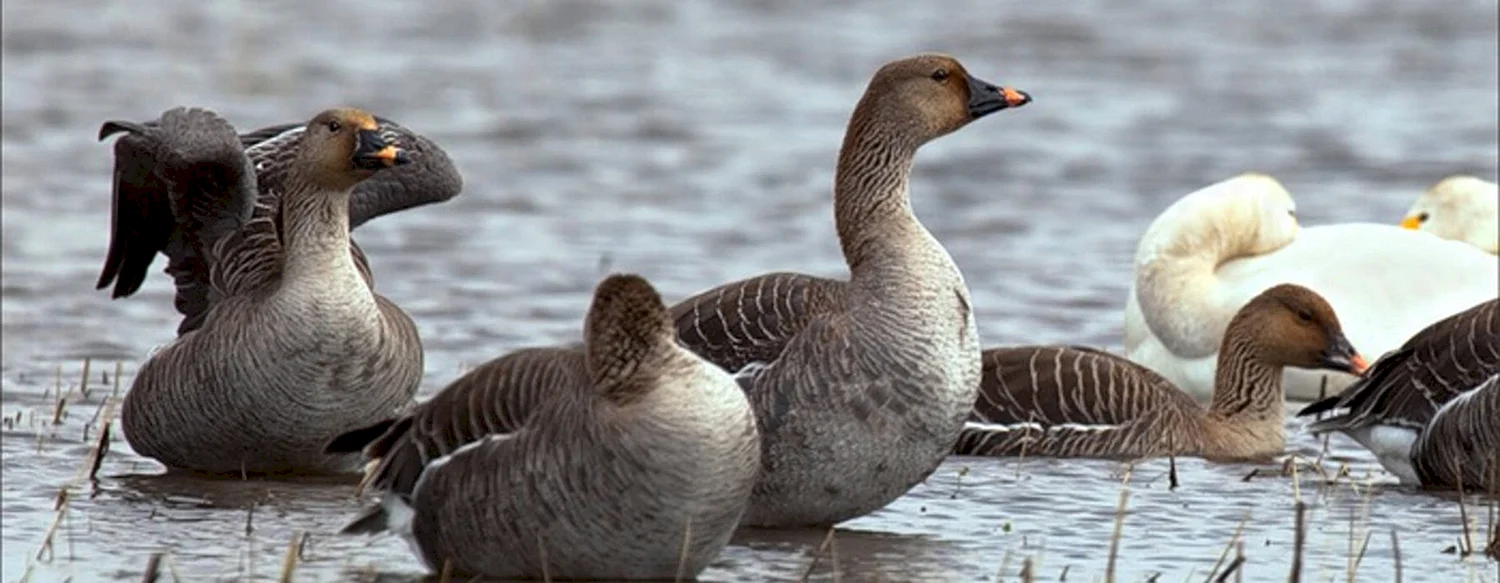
1296,310,1313,322
1287,209,1296,218
930,68,950,82
326,120,342,133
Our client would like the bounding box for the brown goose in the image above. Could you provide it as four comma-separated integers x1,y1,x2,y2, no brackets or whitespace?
326,274,760,581
109,107,425,476
955,284,1369,460
1299,299,1499,491
669,53,1031,527
97,107,461,334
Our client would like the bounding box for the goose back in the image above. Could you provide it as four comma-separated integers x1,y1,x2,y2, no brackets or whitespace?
1411,374,1500,491
335,274,759,580
955,346,1205,459
1299,299,1499,486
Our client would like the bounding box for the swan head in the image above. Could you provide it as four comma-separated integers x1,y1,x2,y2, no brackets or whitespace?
1136,172,1300,266
1400,175,1499,254
1231,283,1369,376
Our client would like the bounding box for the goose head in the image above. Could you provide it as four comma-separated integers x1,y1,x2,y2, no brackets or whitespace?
583,273,677,398
854,53,1030,146
1401,175,1499,254
297,108,411,191
1235,283,1368,376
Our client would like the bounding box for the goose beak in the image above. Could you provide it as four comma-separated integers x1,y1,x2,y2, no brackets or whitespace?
353,129,410,169
1319,334,1369,376
1399,215,1423,230
966,74,1031,118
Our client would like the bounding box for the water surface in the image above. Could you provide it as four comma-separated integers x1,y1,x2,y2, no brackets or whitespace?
3,0,1497,580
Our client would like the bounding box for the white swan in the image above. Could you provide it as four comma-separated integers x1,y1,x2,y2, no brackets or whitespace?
1401,175,1498,254
1123,173,1499,403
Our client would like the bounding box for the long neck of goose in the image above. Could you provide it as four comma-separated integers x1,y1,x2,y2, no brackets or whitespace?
1134,208,1253,358
833,113,922,272
1205,327,1283,421
278,179,358,286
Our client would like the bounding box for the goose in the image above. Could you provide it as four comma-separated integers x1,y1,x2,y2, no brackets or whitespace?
324,274,760,581
956,284,1368,460
97,106,462,335
668,53,1031,528
1122,173,1498,404
1401,175,1498,254
1298,299,1498,491
106,107,426,476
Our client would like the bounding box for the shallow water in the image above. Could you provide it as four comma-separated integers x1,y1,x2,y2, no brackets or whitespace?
3,0,1497,580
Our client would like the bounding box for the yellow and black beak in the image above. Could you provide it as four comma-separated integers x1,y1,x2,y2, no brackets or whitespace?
353,129,410,169
1399,213,1425,230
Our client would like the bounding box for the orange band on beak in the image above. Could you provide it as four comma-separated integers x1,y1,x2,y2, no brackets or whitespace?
1349,353,1370,375
370,145,401,162
1399,216,1423,230
1001,87,1029,107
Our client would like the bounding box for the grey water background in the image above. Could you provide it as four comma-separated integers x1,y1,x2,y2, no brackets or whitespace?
3,0,1498,580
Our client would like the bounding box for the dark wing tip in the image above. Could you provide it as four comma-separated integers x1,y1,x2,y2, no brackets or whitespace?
1295,394,1342,418
98,120,146,142
337,501,396,535
325,418,399,454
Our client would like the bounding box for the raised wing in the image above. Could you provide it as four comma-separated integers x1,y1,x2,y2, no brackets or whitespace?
96,108,258,333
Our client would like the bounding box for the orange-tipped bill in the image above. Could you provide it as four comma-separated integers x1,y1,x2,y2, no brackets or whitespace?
353,129,410,169
1348,353,1370,375
1399,215,1423,230
1001,86,1030,108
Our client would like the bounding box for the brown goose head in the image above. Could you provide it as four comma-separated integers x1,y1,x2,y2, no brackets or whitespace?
1235,283,1369,375
852,53,1030,146
297,107,410,191
583,273,678,401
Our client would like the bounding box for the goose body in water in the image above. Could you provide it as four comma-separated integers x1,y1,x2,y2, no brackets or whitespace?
1122,173,1497,403
105,107,429,476
327,274,759,581
1300,299,1499,491
1401,175,1498,254
669,53,1031,527
957,284,1368,460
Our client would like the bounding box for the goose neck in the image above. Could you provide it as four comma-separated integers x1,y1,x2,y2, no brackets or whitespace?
278,182,357,284
1205,330,1283,422
833,119,921,270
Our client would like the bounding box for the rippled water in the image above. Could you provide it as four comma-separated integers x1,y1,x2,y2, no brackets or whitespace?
3,0,1497,580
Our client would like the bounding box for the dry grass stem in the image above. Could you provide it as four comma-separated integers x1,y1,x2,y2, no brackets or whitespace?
1105,465,1134,583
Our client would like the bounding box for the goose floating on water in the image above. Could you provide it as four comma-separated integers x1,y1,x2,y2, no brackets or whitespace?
1299,298,1498,492
669,53,1031,528
957,284,1367,460
1122,173,1498,403
326,274,760,581
104,107,441,476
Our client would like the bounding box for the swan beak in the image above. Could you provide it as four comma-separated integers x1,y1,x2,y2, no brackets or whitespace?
966,74,1031,118
353,129,410,169
1399,215,1423,230
1320,334,1369,376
